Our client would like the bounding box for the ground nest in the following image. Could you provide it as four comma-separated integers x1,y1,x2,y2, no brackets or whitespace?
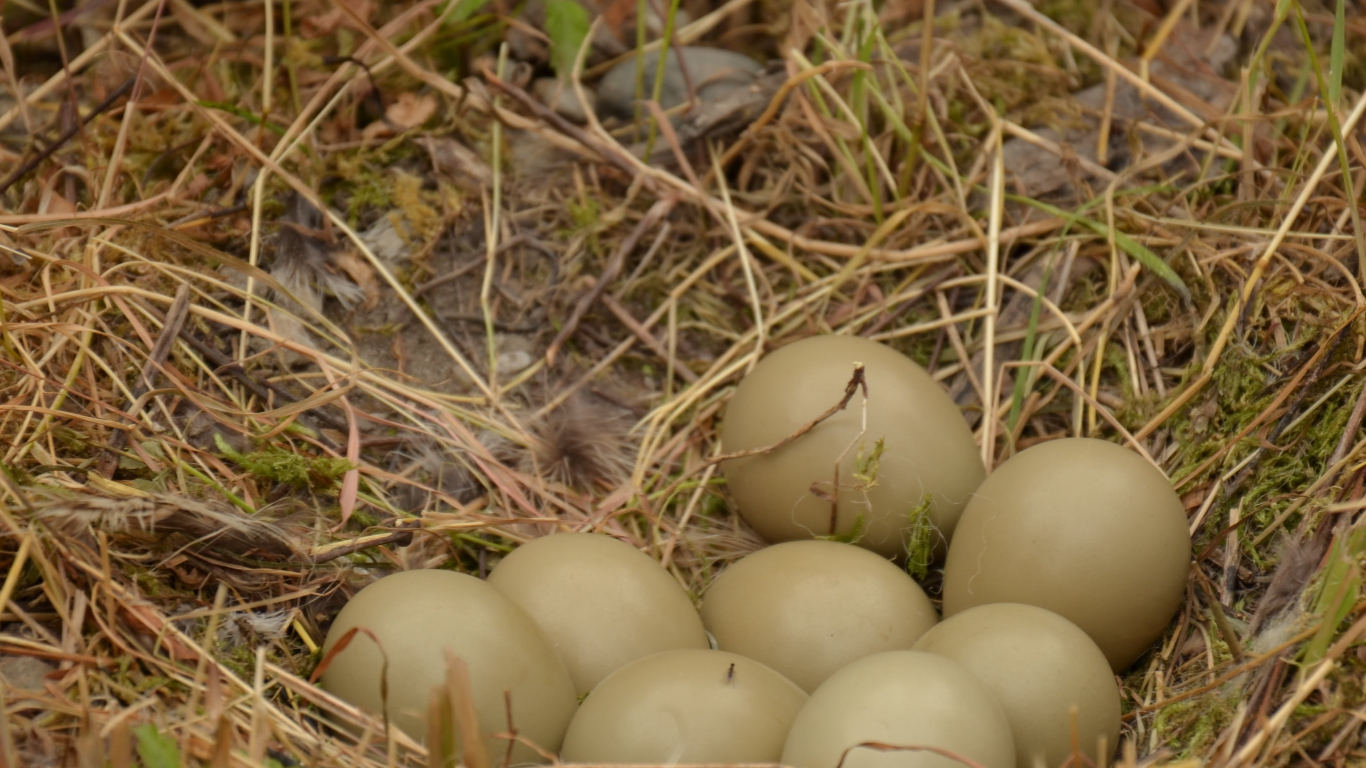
1,0,1366,765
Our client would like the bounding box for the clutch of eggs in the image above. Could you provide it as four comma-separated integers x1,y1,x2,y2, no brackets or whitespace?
316,335,1191,767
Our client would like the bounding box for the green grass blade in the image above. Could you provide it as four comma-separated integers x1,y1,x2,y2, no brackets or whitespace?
1005,252,1057,440
1303,522,1366,665
133,726,182,768
447,0,492,24
196,101,287,136
1292,0,1366,276
1329,0,1345,107
1011,195,1192,301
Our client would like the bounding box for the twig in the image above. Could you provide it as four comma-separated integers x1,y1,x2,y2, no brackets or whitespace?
0,76,136,197
96,284,192,478
707,363,867,465
481,66,641,180
309,521,420,563
545,199,674,365
176,329,347,450
599,293,700,384
1328,382,1366,469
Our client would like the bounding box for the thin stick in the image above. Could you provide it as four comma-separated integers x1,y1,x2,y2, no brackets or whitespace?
707,363,867,465
711,148,767,364
993,0,1245,161
239,0,279,359
1205,87,1366,371
545,199,674,365
981,121,1004,466
95,284,192,478
600,293,700,384
0,77,135,196
1193,566,1247,664
1138,0,1197,83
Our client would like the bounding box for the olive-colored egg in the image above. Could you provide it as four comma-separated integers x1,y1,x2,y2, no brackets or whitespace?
700,540,938,692
560,649,807,764
942,438,1190,670
319,570,576,764
780,651,1015,768
487,532,709,696
913,604,1120,768
720,335,984,558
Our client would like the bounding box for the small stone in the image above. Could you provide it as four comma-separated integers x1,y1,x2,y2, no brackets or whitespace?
0,656,54,692
533,78,596,124
495,333,536,374
497,349,534,374
596,46,763,120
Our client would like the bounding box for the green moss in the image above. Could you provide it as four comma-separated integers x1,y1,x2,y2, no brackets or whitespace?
340,167,394,224
902,495,936,581
817,513,869,545
1037,0,1098,36
215,434,356,491
1150,692,1238,758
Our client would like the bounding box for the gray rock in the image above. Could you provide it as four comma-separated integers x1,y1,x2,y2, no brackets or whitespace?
0,656,53,692
1001,26,1237,199
533,78,596,124
495,333,535,375
596,46,763,120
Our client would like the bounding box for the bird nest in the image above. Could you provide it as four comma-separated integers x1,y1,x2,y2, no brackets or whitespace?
1,0,1365,766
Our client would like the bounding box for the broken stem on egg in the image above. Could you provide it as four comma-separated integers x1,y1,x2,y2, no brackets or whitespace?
708,362,867,466
822,361,871,535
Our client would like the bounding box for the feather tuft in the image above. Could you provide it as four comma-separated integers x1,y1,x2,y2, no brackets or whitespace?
1249,533,1325,634
526,393,635,490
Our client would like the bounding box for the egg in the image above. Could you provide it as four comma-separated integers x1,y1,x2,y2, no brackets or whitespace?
319,570,577,763
486,532,709,695
700,540,938,692
560,649,807,764
780,651,1015,768
942,438,1190,670
720,335,984,558
913,603,1120,768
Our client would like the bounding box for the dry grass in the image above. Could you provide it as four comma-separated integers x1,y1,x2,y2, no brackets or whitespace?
2,0,1366,765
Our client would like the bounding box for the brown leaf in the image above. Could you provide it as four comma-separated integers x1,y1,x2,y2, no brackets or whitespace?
385,92,438,130
331,249,381,310
39,188,76,216
121,602,199,661
303,0,376,37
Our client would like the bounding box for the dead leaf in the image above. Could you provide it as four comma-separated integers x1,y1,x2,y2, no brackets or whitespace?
331,250,381,310
121,602,198,661
386,92,438,130
303,0,376,37
38,189,76,216
361,121,395,141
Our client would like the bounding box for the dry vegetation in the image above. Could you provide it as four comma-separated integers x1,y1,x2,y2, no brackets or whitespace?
2,0,1366,765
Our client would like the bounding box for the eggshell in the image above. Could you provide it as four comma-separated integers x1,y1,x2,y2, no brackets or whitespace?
700,540,938,692
780,650,1015,768
487,532,708,695
942,438,1190,670
319,570,576,764
720,334,984,558
560,649,807,764
913,603,1120,768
